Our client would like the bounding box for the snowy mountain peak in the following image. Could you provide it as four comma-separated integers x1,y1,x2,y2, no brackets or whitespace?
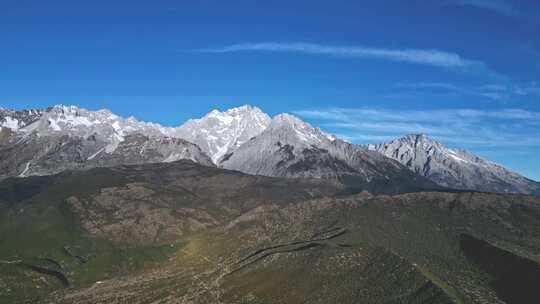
203,104,264,117
176,105,271,163
226,104,260,114
383,134,477,164
269,113,336,145
389,134,444,151
404,133,427,141
271,113,306,126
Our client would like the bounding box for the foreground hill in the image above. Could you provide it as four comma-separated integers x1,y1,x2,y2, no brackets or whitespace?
0,160,539,303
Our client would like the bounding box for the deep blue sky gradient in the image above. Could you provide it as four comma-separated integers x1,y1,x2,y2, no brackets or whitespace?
1,0,539,179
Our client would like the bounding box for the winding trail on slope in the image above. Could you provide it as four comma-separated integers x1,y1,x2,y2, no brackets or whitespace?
20,263,70,287
235,228,347,266
227,228,348,275
1,257,70,287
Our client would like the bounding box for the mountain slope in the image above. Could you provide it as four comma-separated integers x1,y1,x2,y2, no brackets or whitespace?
221,114,440,194
367,134,540,195
0,132,214,179
175,105,271,163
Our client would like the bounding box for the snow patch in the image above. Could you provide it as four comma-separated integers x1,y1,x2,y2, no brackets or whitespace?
447,150,470,163
18,162,31,177
213,143,229,163
208,110,234,124
87,148,105,160
163,152,193,163
323,132,336,142
2,117,20,130
48,119,62,131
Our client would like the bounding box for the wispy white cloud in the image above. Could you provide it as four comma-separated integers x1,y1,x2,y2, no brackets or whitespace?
399,81,540,100
399,82,509,100
446,0,522,17
204,42,484,69
293,107,540,148
515,82,540,96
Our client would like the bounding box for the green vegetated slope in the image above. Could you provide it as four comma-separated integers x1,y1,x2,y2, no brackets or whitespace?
1,160,540,304
0,160,343,302
217,191,540,304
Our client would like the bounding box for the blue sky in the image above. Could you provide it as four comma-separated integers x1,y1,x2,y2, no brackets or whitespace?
1,0,539,180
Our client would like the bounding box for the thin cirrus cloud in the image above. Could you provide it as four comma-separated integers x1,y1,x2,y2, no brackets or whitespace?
293,107,540,148
445,0,522,17
515,82,540,96
398,81,540,100
204,42,484,70
399,82,509,100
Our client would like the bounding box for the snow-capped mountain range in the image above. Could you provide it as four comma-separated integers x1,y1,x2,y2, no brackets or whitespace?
1,104,538,195
0,105,212,178
1,105,270,163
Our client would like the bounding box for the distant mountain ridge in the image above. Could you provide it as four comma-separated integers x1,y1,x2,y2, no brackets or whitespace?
1,104,538,195
367,134,540,195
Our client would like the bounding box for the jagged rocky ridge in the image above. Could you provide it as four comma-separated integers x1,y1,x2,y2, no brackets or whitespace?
367,134,540,195
220,113,440,194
